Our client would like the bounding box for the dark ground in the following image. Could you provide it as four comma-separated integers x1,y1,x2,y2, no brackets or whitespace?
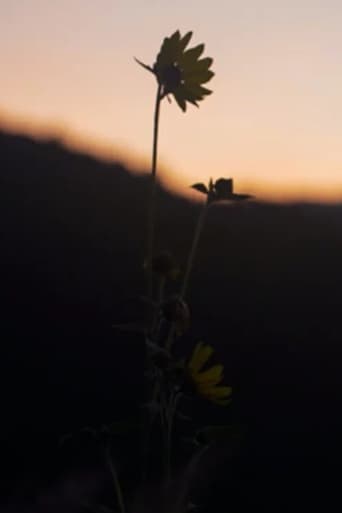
1,130,342,511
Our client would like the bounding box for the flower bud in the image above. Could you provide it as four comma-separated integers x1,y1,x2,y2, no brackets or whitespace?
161,295,190,335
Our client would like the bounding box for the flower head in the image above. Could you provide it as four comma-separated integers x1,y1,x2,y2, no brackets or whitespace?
136,30,214,111
188,342,232,406
191,178,253,203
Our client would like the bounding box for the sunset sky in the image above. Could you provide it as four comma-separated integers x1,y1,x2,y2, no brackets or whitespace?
1,0,342,201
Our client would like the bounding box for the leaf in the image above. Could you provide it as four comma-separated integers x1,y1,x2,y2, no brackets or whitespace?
191,183,208,195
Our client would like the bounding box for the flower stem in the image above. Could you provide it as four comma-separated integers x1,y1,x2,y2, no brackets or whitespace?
146,84,162,302
181,201,209,298
105,445,125,513
163,391,181,484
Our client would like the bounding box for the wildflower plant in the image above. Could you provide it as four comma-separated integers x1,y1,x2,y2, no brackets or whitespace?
75,30,252,513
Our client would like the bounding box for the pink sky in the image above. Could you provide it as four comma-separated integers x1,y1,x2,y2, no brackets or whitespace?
2,0,342,201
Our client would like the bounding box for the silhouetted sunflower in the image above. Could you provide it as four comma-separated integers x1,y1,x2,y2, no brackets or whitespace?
188,342,232,406
192,178,253,202
136,30,214,111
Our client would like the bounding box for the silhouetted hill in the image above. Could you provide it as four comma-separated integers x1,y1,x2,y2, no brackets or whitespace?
2,130,342,511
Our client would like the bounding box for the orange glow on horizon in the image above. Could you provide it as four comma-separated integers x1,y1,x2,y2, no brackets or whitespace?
2,2,342,206
2,109,342,205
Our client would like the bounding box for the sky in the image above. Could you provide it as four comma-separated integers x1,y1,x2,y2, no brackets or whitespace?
1,0,342,202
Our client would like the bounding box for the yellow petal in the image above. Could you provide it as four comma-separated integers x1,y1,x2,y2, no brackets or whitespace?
206,386,232,399
188,342,213,375
212,397,232,406
196,364,224,386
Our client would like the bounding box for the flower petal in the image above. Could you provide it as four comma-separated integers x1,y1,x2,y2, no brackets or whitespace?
155,36,175,68
179,44,205,65
188,342,213,375
212,397,232,406
185,83,212,98
178,31,193,53
196,364,224,385
183,57,213,73
186,70,215,85
206,385,232,399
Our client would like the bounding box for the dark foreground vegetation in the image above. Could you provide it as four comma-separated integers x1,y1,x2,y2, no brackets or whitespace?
1,130,342,512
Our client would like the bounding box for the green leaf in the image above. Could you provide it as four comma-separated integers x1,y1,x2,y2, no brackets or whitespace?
191,183,208,195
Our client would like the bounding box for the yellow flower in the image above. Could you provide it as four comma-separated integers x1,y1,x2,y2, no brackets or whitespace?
136,30,214,112
188,342,232,406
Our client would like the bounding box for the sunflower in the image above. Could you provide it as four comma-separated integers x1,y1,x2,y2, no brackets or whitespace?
136,30,214,111
192,178,253,203
188,342,232,406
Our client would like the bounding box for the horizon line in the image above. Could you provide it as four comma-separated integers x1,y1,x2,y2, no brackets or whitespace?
1,109,342,206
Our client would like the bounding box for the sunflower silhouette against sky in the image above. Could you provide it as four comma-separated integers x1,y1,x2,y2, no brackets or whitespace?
136,30,214,111
192,178,253,202
188,342,232,406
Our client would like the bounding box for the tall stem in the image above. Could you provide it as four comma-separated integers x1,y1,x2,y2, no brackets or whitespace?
147,84,162,301
164,391,180,484
105,445,125,513
142,86,162,481
181,201,208,298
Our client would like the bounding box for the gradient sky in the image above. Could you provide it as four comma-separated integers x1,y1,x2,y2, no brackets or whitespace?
1,0,342,201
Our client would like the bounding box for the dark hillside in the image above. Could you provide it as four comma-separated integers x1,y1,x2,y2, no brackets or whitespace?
1,130,342,511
